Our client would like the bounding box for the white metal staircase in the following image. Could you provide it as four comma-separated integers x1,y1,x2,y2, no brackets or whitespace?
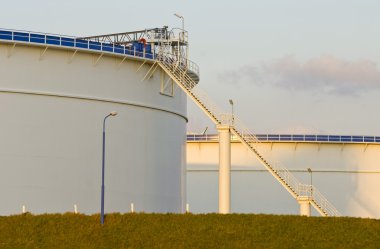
156,52,341,217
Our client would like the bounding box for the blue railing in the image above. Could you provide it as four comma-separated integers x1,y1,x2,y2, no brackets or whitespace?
0,29,155,59
187,134,380,143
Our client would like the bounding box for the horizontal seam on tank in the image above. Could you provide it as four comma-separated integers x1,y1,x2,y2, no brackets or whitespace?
0,88,188,122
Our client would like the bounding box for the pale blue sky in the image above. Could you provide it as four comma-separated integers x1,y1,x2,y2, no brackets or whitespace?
2,1,380,135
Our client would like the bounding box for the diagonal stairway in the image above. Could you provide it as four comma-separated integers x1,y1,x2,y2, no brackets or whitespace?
156,53,340,217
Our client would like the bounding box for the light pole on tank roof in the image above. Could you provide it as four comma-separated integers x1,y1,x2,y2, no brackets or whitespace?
174,13,184,32
229,99,234,126
174,13,187,62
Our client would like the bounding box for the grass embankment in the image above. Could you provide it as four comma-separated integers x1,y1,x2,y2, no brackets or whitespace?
0,213,379,249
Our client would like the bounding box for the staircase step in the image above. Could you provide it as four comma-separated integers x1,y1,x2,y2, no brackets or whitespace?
160,57,337,217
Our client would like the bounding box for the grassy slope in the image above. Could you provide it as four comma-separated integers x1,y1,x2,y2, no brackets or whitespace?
0,213,379,249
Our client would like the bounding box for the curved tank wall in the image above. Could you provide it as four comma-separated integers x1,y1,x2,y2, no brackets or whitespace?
0,39,187,215
186,137,380,218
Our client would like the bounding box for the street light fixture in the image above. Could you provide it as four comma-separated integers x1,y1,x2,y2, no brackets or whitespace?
229,99,234,126
307,168,313,197
174,13,184,32
101,111,118,225
174,13,186,64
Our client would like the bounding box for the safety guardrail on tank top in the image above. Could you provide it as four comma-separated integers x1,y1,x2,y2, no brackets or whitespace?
0,29,157,59
187,134,380,143
156,51,341,217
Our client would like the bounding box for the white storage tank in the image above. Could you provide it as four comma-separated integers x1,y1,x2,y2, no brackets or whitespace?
186,134,380,218
0,28,193,215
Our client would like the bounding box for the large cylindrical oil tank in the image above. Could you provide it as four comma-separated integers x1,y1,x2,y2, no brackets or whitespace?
0,30,188,215
186,134,380,218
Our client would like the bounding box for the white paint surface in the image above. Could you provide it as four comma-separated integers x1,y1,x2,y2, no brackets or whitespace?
187,140,380,218
0,42,187,215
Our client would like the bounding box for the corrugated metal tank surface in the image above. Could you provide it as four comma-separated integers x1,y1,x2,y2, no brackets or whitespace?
0,40,187,215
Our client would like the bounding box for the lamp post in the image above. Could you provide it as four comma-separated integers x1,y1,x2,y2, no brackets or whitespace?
229,99,234,126
101,111,118,225
174,13,187,63
174,13,184,33
307,168,313,197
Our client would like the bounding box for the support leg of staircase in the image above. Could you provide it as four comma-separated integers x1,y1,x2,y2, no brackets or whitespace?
297,196,311,216
217,125,231,214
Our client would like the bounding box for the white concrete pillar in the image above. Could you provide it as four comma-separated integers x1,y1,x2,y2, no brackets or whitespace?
217,125,231,214
297,196,311,216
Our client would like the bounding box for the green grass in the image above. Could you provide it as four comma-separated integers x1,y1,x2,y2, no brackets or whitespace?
0,213,379,249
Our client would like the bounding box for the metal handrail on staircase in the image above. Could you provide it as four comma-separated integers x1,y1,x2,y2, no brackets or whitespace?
156,53,340,216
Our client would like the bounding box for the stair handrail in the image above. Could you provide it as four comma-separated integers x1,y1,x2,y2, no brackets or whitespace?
157,51,200,78
158,60,224,124
159,53,310,197
310,186,341,216
234,117,341,216
156,52,340,216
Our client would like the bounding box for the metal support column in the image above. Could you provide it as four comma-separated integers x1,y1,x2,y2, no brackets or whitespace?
217,125,231,214
297,196,311,216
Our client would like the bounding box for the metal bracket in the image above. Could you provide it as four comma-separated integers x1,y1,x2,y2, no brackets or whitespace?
39,46,48,60
135,60,147,73
141,62,159,81
117,56,127,69
364,143,369,152
148,63,159,79
68,50,78,64
7,43,16,58
93,53,104,66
